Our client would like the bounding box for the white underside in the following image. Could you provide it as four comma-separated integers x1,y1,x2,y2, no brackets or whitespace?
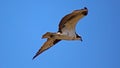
42,32,79,40
54,32,79,40
60,21,76,38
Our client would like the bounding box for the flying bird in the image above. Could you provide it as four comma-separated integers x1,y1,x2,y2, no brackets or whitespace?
33,7,88,59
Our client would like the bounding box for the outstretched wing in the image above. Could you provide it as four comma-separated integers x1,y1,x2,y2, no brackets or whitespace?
58,7,88,33
33,39,61,59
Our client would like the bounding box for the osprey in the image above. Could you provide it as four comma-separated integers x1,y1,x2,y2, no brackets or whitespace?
33,7,88,59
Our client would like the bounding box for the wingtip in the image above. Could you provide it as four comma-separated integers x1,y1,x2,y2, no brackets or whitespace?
84,7,87,9
82,7,88,16
32,53,39,60
32,55,36,60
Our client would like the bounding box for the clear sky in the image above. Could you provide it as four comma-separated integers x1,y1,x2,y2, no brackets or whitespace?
0,0,120,68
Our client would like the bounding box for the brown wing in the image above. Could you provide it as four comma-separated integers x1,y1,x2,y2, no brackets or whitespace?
58,7,88,33
32,39,61,59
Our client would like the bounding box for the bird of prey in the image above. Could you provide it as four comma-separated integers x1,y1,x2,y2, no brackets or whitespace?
33,7,88,59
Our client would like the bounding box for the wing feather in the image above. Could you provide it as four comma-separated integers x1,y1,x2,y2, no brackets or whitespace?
58,7,88,33
33,39,61,59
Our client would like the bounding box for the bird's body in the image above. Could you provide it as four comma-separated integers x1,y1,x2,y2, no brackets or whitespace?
42,32,80,40
33,7,88,59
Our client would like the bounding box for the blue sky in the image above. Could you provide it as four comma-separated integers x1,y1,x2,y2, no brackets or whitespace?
0,0,120,68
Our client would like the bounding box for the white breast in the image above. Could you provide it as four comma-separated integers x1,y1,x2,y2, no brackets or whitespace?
61,26,76,37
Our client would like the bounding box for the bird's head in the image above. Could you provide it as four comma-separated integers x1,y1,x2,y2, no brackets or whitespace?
76,34,83,41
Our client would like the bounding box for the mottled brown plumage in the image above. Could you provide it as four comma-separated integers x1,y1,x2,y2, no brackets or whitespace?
33,39,60,59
